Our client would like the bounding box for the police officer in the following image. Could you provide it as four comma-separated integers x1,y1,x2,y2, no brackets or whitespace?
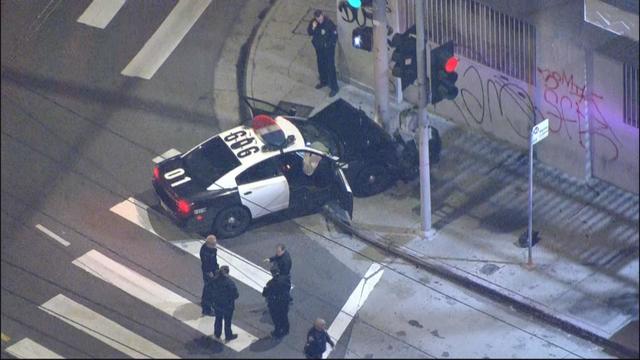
263,244,292,277
307,9,339,97
211,266,239,342
304,318,334,359
262,265,291,338
200,235,218,316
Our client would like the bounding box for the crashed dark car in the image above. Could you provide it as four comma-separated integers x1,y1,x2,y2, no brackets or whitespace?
242,97,441,197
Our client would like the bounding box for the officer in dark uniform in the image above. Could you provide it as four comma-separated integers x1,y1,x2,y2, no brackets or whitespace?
200,235,218,316
307,9,339,97
211,266,239,342
262,265,291,338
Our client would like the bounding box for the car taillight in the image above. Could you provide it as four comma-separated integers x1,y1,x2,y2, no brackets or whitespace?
153,166,160,180
176,199,192,216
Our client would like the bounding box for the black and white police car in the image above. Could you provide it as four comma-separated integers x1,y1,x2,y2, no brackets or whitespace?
242,97,442,197
153,115,353,238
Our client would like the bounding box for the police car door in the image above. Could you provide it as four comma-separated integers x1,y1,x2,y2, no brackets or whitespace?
235,158,289,219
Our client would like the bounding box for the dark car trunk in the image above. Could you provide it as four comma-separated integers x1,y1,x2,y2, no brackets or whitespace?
307,99,393,161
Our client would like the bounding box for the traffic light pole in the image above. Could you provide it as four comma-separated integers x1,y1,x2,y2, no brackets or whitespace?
373,0,390,131
415,0,434,239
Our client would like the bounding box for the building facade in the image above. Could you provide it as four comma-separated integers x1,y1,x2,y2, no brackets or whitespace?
335,0,639,193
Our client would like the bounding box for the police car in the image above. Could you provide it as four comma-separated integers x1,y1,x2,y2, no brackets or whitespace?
242,97,442,197
153,115,353,238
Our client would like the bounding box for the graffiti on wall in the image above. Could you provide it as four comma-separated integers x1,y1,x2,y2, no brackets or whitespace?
454,63,622,161
537,67,621,160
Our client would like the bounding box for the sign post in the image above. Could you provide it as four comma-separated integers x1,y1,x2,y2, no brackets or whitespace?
527,118,549,267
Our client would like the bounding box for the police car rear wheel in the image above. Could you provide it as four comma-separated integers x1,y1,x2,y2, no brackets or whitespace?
353,164,394,197
214,206,251,238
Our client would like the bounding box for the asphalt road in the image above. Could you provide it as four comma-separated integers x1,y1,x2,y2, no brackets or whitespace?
1,1,363,358
0,1,620,358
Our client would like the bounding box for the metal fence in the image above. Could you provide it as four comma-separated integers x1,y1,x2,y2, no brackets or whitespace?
397,0,537,85
623,63,639,129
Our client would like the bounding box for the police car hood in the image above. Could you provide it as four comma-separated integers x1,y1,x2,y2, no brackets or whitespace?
308,99,391,159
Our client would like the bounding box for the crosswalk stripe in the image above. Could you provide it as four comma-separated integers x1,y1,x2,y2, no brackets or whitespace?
110,198,277,293
5,338,64,359
152,148,182,164
323,263,385,359
40,294,178,359
72,249,258,352
77,0,126,29
174,239,274,293
121,0,211,79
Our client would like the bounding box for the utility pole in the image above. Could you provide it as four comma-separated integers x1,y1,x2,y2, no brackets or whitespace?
415,0,434,239
373,0,390,131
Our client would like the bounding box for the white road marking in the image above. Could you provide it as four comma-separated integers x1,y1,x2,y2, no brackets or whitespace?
323,263,385,359
110,198,278,293
121,0,211,79
35,224,70,247
5,338,64,359
77,0,126,29
152,148,182,164
72,250,258,352
40,294,178,359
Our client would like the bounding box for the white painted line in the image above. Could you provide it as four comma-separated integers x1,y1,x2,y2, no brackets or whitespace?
110,198,160,238
173,239,276,293
110,198,279,294
77,0,126,29
5,338,64,359
323,263,385,359
35,224,71,247
72,250,258,352
121,0,211,79
152,148,182,164
40,294,178,359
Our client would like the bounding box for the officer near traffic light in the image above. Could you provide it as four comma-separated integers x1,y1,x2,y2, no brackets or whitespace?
307,9,339,97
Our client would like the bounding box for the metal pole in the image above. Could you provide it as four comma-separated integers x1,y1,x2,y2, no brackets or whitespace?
416,0,433,239
527,131,534,266
373,0,390,131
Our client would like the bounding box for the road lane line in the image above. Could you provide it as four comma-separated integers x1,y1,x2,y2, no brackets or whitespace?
1,332,10,342
5,338,64,359
152,148,182,164
35,224,71,247
72,250,258,351
323,263,385,359
77,0,126,29
40,294,178,359
110,198,277,293
121,0,211,79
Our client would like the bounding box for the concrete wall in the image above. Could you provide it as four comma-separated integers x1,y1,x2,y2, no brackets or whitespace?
334,0,639,194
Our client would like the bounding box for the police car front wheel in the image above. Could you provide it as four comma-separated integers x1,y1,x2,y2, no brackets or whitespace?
213,206,252,238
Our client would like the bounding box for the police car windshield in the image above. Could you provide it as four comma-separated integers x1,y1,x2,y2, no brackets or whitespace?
183,137,240,186
290,120,340,156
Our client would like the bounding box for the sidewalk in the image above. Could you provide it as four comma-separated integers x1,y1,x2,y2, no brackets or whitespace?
242,0,639,357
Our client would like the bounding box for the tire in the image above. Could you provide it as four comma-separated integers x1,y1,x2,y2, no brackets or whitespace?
352,164,395,197
213,206,252,238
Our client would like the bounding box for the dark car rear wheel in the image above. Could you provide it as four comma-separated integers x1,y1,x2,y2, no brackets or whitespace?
213,206,251,238
352,164,395,197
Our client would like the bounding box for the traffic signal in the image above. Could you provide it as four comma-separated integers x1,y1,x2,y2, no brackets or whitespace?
352,26,373,51
430,40,459,104
390,25,417,90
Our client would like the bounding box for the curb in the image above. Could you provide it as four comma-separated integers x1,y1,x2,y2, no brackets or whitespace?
240,0,281,109
323,207,639,359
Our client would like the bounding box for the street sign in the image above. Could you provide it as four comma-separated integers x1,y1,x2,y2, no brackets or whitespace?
531,118,549,145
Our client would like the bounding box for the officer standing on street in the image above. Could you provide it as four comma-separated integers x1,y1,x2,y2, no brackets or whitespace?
304,318,335,359
200,235,218,316
211,265,239,342
263,243,292,278
262,265,291,338
307,9,339,97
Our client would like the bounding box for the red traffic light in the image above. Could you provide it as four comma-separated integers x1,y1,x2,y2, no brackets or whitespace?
445,56,458,73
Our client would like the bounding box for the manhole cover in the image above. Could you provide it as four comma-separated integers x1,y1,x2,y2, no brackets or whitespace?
480,263,500,275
